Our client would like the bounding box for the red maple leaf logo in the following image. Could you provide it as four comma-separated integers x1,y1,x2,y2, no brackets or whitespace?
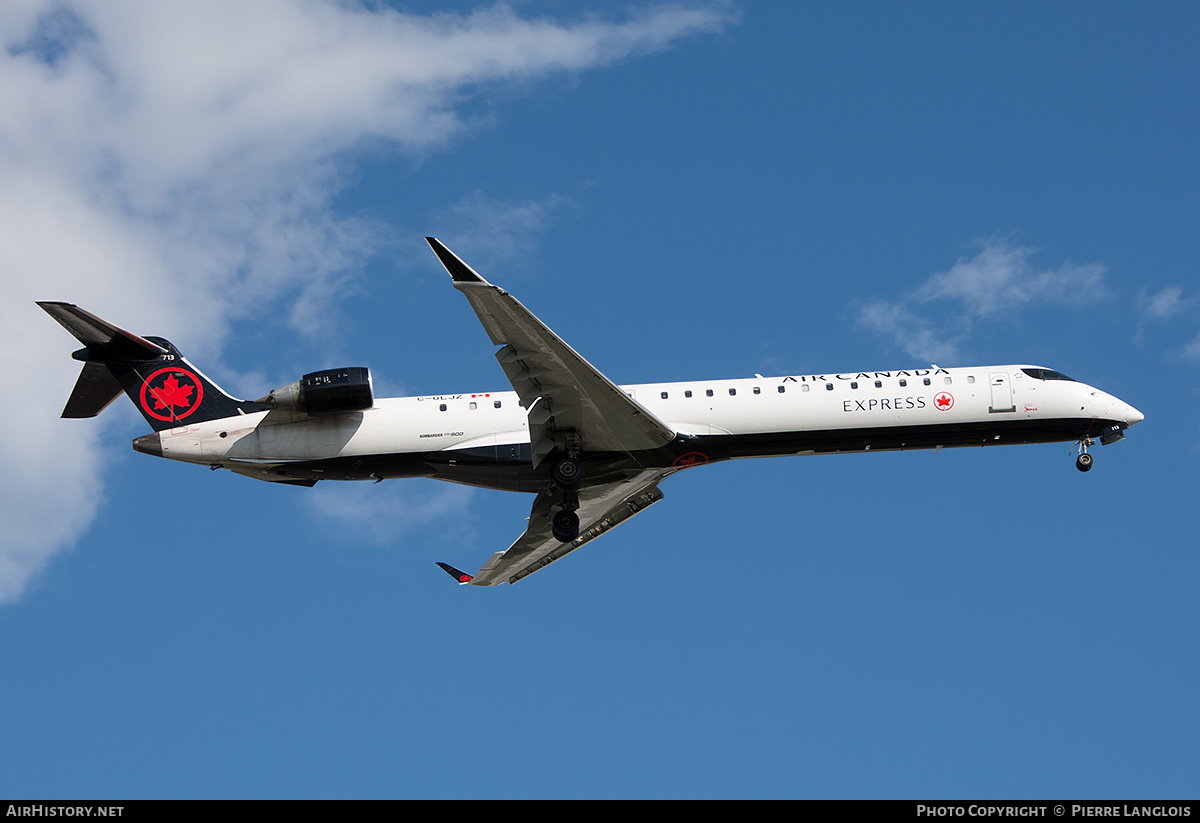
149,374,195,411
935,392,954,410
139,367,204,422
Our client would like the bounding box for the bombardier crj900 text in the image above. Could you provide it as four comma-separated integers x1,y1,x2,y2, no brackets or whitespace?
40,238,1144,586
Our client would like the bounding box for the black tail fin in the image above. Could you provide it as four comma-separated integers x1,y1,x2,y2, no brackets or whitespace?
38,302,262,432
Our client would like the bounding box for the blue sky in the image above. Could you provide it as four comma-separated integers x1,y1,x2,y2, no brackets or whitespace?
2,1,1197,799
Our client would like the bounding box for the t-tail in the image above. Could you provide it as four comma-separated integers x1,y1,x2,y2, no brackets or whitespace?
38,302,262,432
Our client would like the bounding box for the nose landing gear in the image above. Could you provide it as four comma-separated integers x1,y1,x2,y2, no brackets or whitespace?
1076,438,1094,472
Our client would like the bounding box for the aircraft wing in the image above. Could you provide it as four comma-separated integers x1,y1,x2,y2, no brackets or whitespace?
426,238,676,466
442,469,668,586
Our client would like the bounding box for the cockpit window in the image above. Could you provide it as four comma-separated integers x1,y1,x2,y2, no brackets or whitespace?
1022,368,1076,382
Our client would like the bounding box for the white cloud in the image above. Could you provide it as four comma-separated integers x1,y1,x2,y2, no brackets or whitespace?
0,0,734,603
307,481,476,546
857,300,964,364
915,240,1108,317
1178,333,1200,364
433,189,578,268
1134,286,1200,361
1143,286,1187,320
858,238,1109,363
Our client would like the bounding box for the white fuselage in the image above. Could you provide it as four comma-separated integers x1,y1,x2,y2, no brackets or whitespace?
144,364,1142,490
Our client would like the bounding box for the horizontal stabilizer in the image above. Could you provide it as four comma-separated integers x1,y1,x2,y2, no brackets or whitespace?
61,361,124,419
41,302,263,431
37,302,165,362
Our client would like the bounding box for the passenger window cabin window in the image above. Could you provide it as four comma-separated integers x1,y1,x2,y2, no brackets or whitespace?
753,387,761,395
850,381,858,389
874,380,882,388
469,402,477,410
439,404,447,411
967,375,975,384
923,378,931,386
706,389,714,397
661,392,668,399
729,388,736,396
777,386,785,393
825,383,833,391
801,384,810,392
899,379,907,387
685,390,693,398
494,400,501,408
944,377,952,385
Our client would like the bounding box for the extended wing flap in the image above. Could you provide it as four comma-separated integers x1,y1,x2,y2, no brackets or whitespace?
465,470,667,586
228,463,319,487
426,238,675,463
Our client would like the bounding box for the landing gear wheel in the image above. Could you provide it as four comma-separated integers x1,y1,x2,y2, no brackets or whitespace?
552,509,580,542
551,457,583,491
1076,452,1093,472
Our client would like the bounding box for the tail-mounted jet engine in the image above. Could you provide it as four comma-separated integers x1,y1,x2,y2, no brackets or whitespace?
258,367,374,415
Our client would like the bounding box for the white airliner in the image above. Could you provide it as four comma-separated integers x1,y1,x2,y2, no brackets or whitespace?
40,238,1143,586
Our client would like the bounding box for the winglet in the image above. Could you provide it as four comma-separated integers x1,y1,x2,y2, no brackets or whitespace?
436,562,474,585
425,237,488,284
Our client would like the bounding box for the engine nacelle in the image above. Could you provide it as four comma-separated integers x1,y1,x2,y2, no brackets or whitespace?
260,367,374,415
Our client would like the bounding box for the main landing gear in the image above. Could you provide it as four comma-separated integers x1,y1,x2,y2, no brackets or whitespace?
1076,438,1094,472
552,508,580,543
551,456,583,491
550,456,583,542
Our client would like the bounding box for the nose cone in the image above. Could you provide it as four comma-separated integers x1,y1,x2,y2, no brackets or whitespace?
1123,403,1145,427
